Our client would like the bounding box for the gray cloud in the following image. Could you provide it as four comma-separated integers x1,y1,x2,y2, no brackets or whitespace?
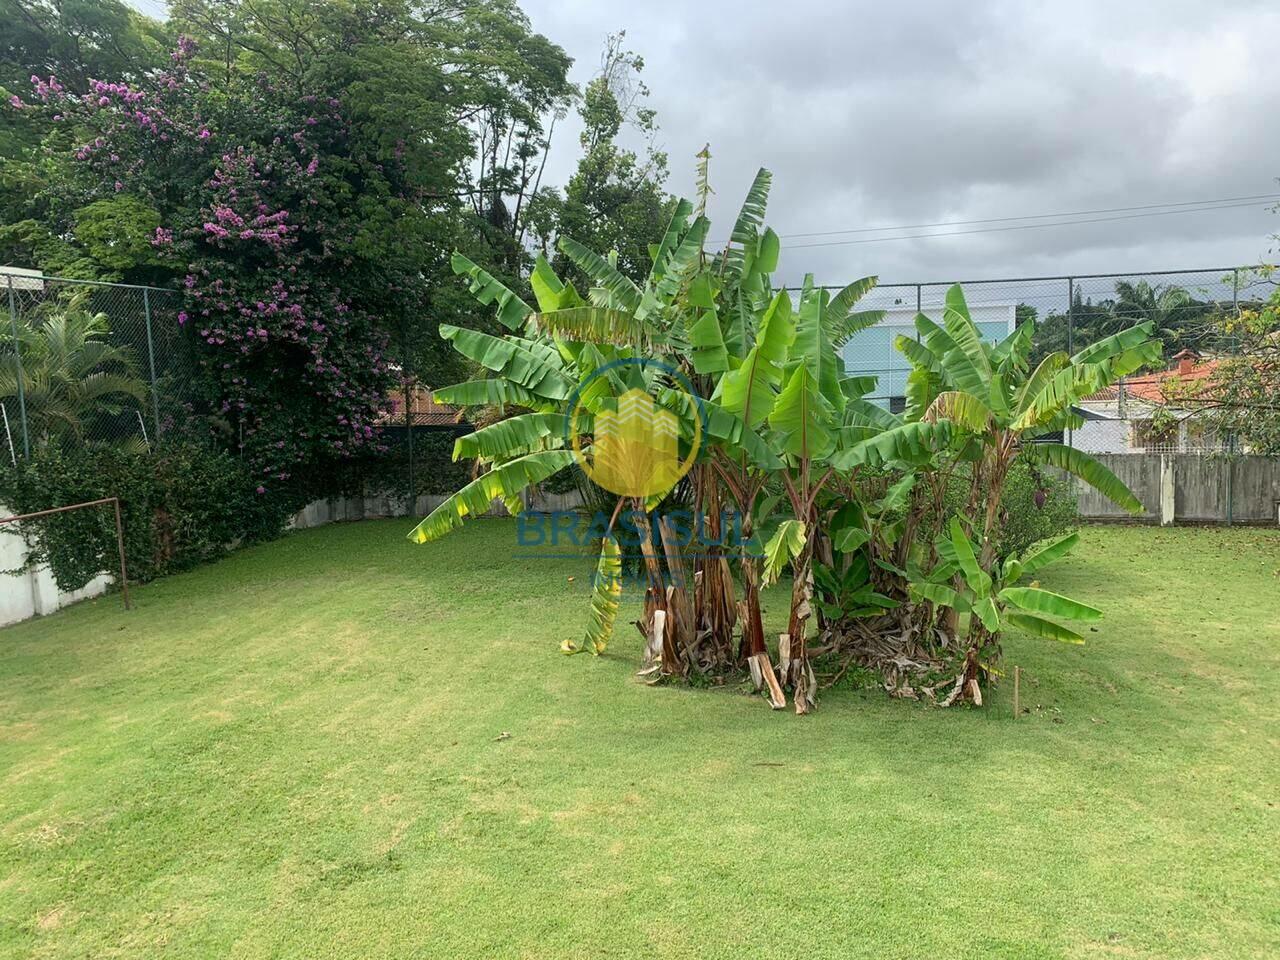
521,0,1280,285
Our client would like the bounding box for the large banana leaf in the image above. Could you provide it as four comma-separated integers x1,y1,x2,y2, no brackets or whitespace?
825,276,876,329
1019,531,1080,575
439,325,574,401
688,309,730,375
1011,363,1106,431
910,581,971,613
904,365,944,422
941,285,992,379
717,290,795,426
990,321,1034,368
973,596,1001,632
452,412,570,461
844,398,902,431
1071,321,1155,365
407,449,576,543
699,399,784,471
558,236,643,313
729,168,772,249
646,198,694,286
528,256,583,312
926,391,992,433
649,216,710,310
1006,612,1085,644
1000,586,1102,622
432,378,552,412
840,375,879,401
532,306,646,345
1015,352,1070,414
832,420,949,470
1028,442,1144,514
895,334,942,376
450,252,532,331
769,364,837,461
762,518,806,585
948,516,991,597
913,314,988,398
563,535,623,655
792,279,846,415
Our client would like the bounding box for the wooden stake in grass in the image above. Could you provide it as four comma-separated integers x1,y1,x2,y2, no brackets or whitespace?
1013,665,1021,719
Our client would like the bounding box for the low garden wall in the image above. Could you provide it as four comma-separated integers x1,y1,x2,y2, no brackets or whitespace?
1075,454,1280,525
0,505,113,627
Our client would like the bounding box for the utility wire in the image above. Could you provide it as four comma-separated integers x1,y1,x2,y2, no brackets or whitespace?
709,192,1280,245
780,200,1275,250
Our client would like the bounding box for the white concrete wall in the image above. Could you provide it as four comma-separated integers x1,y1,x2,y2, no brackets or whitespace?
0,506,113,628
288,488,586,530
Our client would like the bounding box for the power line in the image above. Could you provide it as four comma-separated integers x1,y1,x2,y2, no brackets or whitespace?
710,192,1280,245
781,200,1275,250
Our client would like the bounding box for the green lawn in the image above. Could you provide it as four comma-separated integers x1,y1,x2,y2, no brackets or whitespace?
1,520,1277,959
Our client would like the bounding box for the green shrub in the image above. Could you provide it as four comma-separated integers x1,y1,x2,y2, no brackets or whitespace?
943,459,1078,559
311,427,473,502
996,461,1079,557
0,440,296,591
0,426,480,595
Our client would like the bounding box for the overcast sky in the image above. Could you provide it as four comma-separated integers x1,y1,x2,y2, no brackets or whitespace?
132,0,1280,287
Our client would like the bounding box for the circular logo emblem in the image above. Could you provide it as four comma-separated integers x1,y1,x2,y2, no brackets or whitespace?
565,358,704,499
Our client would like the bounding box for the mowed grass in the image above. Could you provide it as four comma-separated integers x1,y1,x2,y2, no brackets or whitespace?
1,520,1277,960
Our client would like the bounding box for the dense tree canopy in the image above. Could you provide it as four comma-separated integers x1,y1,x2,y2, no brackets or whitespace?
0,0,675,488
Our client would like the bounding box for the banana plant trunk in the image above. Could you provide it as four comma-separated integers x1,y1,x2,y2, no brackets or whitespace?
780,533,817,714
693,472,737,669
633,507,682,677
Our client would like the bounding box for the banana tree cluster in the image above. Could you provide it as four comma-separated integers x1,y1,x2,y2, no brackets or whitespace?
408,163,1158,712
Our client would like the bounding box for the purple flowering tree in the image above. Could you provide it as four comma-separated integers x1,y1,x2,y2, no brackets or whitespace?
18,39,393,488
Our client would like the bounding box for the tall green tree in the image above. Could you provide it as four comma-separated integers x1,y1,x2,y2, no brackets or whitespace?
525,32,673,290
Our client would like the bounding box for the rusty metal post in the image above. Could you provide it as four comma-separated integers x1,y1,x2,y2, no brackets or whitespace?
0,497,131,612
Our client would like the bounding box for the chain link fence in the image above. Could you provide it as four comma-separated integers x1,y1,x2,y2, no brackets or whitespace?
0,264,1266,488
1,272,191,461
834,265,1259,456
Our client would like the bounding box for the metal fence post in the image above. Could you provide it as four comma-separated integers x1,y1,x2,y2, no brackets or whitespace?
1066,277,1074,448
405,373,415,517
1065,277,1074,355
142,287,161,439
6,276,29,459
1225,431,1235,526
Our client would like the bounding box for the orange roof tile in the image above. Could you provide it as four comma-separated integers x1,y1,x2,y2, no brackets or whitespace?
378,384,468,426
1080,351,1220,406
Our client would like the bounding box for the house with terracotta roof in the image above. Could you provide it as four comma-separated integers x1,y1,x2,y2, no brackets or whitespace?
1071,349,1224,453
377,382,469,428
